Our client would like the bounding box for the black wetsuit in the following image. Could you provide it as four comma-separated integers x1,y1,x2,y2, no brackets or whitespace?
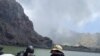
16,46,34,56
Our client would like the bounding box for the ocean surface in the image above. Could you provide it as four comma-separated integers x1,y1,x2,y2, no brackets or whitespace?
34,49,100,56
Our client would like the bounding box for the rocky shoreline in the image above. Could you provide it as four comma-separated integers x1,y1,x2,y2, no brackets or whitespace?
63,45,100,53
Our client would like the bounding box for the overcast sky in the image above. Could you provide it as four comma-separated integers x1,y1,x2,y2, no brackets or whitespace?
16,0,100,46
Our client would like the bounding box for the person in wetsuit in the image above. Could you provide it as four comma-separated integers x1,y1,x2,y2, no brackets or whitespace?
16,45,34,56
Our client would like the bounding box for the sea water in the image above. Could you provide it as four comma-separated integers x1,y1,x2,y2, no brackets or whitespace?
34,49,100,56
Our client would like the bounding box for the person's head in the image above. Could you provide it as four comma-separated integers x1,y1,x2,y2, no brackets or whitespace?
51,45,63,53
26,45,34,53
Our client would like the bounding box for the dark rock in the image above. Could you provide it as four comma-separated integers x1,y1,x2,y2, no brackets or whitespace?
0,0,53,48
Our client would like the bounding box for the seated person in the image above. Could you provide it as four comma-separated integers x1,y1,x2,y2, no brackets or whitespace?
16,45,35,56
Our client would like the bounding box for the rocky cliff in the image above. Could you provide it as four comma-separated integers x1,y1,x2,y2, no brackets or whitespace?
0,0,53,48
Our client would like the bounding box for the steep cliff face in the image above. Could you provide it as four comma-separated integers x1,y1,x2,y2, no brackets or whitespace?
0,0,53,48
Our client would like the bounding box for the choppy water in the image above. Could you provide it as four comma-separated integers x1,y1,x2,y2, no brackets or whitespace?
34,49,100,56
